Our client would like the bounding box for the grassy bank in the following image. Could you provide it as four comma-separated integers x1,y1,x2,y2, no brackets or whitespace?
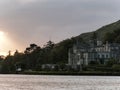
18,71,120,76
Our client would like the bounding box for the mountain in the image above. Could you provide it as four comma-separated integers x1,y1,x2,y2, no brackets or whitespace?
77,20,120,41
51,20,120,64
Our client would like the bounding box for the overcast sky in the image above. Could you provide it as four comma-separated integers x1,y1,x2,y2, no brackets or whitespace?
0,0,120,55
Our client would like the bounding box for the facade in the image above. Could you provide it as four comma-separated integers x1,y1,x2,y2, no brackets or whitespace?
68,41,120,69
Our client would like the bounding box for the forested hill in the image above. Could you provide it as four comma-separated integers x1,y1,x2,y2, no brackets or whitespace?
77,20,120,42
48,20,120,64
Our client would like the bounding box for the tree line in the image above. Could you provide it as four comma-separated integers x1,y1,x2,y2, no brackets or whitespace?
0,39,76,73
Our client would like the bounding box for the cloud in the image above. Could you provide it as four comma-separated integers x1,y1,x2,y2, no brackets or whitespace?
0,0,120,54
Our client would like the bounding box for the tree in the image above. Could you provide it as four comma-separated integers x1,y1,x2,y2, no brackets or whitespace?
24,44,42,70
103,32,115,43
114,29,120,37
24,44,39,54
106,59,118,67
43,40,54,50
0,56,15,73
91,32,97,46
112,64,120,71
115,35,120,43
103,29,120,43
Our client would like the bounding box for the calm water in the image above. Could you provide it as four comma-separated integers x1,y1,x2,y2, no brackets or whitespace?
0,75,120,90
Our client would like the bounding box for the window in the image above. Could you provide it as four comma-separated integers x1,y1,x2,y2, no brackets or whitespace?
98,54,100,58
102,55,104,58
106,54,108,58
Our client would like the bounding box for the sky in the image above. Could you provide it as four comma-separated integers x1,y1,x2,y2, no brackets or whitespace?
0,0,120,56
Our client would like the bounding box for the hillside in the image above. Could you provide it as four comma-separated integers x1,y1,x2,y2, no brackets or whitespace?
52,20,120,64
78,20,120,41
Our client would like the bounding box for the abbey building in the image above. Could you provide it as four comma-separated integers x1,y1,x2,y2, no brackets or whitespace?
68,41,120,68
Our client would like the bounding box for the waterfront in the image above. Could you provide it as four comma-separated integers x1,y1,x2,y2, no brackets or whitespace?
0,75,120,90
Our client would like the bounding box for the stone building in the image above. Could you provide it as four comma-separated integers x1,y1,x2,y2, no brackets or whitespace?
68,41,120,69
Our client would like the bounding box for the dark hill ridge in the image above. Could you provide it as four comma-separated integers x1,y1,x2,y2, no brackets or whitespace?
77,20,120,41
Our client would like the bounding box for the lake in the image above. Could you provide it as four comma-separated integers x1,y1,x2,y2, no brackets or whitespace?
0,75,120,90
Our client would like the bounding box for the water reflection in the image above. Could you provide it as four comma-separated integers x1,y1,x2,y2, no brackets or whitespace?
0,75,120,90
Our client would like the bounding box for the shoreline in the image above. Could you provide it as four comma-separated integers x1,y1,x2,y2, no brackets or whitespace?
16,71,120,76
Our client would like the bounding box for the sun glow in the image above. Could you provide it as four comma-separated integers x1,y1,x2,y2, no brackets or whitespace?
0,31,9,56
0,31,5,41
0,30,21,56
0,52,8,56
0,31,4,35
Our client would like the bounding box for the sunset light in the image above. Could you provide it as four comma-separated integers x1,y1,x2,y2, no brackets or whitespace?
0,31,5,41
0,31,7,56
0,31,4,35
0,31,15,56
